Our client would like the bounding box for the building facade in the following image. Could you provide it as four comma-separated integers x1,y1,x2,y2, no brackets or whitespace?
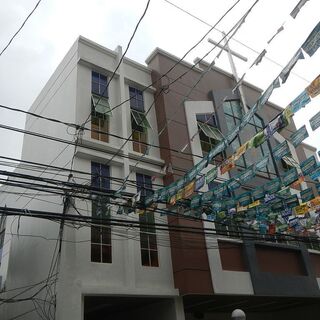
0,38,319,320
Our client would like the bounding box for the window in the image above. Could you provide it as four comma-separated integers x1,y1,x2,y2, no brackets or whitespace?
91,162,112,263
92,71,108,98
91,72,111,142
130,87,150,153
223,100,276,178
196,114,223,160
136,173,158,267
129,86,144,112
281,155,297,171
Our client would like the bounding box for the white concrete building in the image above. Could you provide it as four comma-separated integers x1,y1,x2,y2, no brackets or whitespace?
0,36,183,320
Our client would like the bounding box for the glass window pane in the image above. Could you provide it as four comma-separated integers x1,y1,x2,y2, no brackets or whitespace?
140,232,149,249
91,244,101,262
102,245,112,263
223,101,232,115
101,226,111,244
150,250,159,267
92,82,100,95
149,234,157,250
91,226,100,243
141,249,150,266
92,71,99,82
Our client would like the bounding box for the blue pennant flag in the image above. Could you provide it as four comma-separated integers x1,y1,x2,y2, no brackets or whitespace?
309,111,320,131
302,21,320,57
289,90,311,113
290,125,309,147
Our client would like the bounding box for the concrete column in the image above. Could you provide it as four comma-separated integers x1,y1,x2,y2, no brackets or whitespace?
114,45,136,289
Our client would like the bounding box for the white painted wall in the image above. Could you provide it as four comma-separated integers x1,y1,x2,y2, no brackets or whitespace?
0,37,181,320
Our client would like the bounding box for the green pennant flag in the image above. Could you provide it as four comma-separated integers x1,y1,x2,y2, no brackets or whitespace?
282,167,299,186
228,178,241,191
190,195,201,208
205,167,218,184
238,165,255,183
285,194,299,209
309,111,320,131
300,155,317,176
213,183,226,199
252,187,265,200
264,177,281,194
255,155,269,171
273,141,290,161
290,125,309,147
301,188,314,203
237,192,252,206
202,190,214,204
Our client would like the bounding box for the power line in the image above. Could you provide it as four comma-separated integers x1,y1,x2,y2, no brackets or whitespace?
0,0,42,57
0,205,318,245
163,0,311,83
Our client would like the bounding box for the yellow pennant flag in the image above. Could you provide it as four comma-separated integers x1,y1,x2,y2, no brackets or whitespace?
306,74,320,98
184,181,195,198
294,204,309,215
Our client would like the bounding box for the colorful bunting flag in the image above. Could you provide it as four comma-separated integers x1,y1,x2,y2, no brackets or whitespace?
255,155,269,171
282,167,299,186
184,181,195,198
250,49,267,68
310,165,320,181
289,89,311,113
264,177,281,194
238,165,255,184
280,49,305,83
213,183,226,199
202,190,214,204
316,182,320,195
237,192,252,206
294,204,309,215
290,0,310,19
286,194,300,209
190,195,201,208
291,174,305,188
220,156,236,174
300,155,317,175
250,131,266,148
252,187,265,200
258,78,281,107
309,111,320,131
273,140,290,160
301,187,314,203
205,167,218,184
301,21,320,57
290,125,309,147
306,74,320,98
267,25,284,44
195,175,205,191
234,142,249,161
228,178,241,191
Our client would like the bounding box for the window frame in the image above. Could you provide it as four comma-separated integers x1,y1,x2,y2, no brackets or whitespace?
130,87,149,154
92,71,108,98
136,173,159,267
91,162,112,263
223,100,276,179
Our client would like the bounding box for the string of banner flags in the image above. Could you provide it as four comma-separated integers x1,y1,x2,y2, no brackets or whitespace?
140,20,320,236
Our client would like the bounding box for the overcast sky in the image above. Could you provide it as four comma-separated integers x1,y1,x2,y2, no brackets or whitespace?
0,0,319,165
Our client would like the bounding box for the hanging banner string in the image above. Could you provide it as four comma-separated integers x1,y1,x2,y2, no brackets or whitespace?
146,21,320,206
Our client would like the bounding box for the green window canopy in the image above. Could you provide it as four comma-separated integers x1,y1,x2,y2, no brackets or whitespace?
131,109,151,129
92,95,112,117
198,122,223,141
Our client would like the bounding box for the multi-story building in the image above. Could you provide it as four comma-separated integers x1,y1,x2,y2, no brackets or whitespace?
0,37,319,320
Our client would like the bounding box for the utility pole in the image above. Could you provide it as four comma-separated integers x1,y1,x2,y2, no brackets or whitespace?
208,36,249,113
